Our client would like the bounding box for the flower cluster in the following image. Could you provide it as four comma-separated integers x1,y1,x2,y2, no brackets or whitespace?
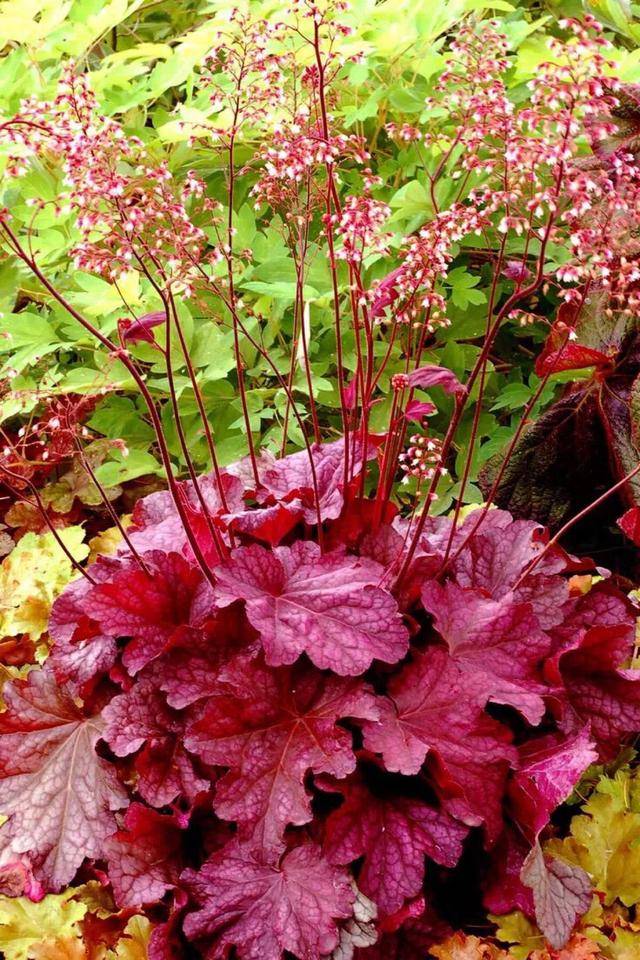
1,71,216,293
333,195,391,263
398,431,445,483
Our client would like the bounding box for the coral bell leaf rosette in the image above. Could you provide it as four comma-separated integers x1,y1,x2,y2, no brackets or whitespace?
0,435,636,958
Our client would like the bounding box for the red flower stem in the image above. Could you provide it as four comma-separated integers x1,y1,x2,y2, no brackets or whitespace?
188,264,327,540
227,123,261,489
396,218,559,586
0,465,96,585
0,219,217,587
163,296,228,563
128,244,232,526
74,442,152,576
165,287,231,516
313,19,350,489
440,234,509,564
123,245,228,559
440,339,567,575
513,461,640,590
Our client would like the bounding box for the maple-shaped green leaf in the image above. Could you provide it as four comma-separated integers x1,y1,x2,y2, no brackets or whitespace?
106,915,151,960
604,927,640,960
490,910,545,960
446,267,487,310
0,890,85,960
0,528,88,644
545,788,640,907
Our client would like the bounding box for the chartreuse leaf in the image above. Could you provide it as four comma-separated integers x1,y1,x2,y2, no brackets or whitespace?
446,267,487,310
0,528,88,644
0,890,85,960
545,767,640,907
490,911,545,959
106,915,152,959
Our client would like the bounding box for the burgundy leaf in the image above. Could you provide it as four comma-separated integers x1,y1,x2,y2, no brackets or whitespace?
182,840,354,960
422,581,550,723
521,843,592,949
214,541,409,675
483,828,535,917
86,551,211,674
148,908,189,960
407,364,465,396
550,582,633,652
556,622,640,759
323,772,467,916
617,505,640,545
48,564,118,692
105,803,185,908
0,667,126,890
508,728,598,841
534,320,613,378
450,512,566,598
157,605,255,709
256,437,374,524
186,656,378,850
129,472,244,557
103,678,207,806
362,649,516,843
226,501,303,545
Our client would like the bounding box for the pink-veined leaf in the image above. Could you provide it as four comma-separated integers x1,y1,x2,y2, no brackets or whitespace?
362,649,515,843
557,622,640,760
521,843,592,949
103,678,207,806
508,728,598,840
156,604,256,709
323,770,468,916
0,667,126,890
214,541,409,675
182,840,354,960
256,437,375,524
186,655,379,851
105,803,185,909
421,581,551,724
84,551,213,675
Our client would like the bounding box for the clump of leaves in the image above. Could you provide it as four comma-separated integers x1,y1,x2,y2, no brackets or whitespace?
0,882,152,960
0,453,637,957
491,764,640,960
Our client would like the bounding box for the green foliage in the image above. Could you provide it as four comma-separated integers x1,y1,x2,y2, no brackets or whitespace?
0,527,87,645
2,0,635,493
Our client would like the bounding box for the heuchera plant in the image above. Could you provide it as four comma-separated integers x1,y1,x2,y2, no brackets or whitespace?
1,7,640,959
